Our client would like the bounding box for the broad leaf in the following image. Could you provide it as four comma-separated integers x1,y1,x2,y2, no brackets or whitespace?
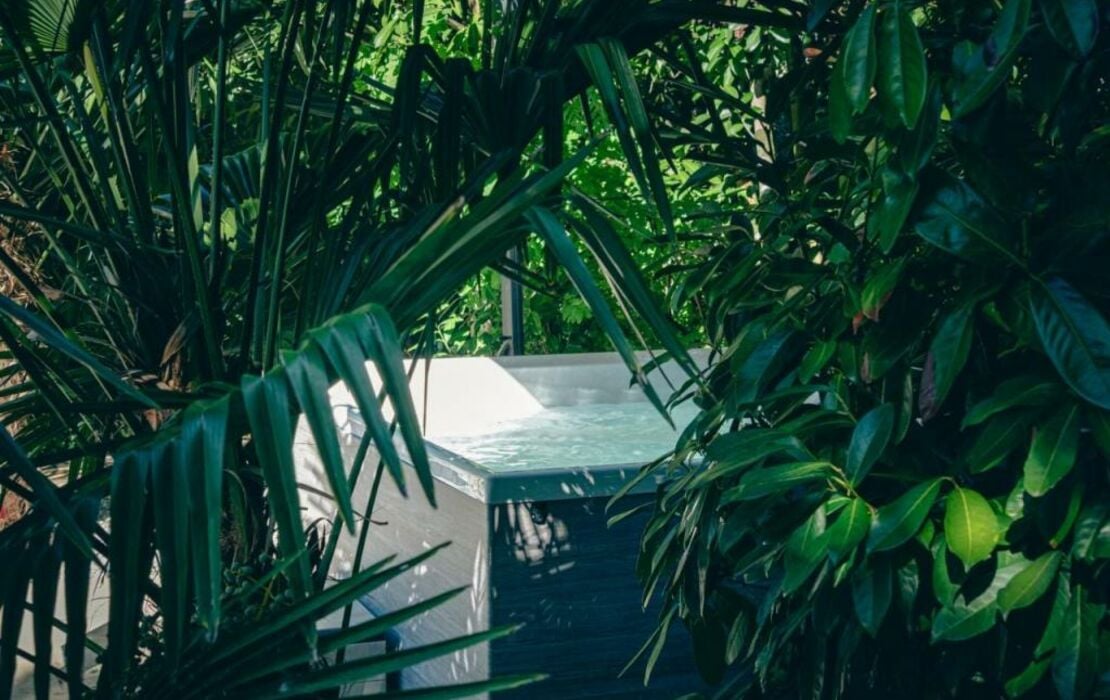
840,4,878,113
876,2,927,127
920,304,974,421
998,551,1063,613
827,497,870,561
1052,583,1103,700
943,487,1002,568
867,478,942,552
852,559,892,637
1023,404,1080,497
912,174,1017,266
950,0,1032,117
1039,0,1098,57
963,375,1062,428
845,404,893,485
1030,277,1110,410
783,509,828,594
724,462,833,502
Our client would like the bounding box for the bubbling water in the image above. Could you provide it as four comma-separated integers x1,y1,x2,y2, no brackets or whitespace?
426,401,699,471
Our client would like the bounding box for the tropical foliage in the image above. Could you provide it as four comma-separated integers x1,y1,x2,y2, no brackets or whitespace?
625,0,1110,697
0,0,743,695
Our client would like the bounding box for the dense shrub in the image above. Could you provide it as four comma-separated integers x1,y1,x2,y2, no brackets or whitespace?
631,1,1110,697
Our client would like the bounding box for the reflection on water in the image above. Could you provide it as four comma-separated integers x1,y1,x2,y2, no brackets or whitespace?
426,402,699,472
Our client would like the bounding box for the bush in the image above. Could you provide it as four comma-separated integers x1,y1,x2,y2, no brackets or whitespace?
633,1,1110,697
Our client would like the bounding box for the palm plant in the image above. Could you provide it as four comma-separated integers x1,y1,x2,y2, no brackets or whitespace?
0,0,766,696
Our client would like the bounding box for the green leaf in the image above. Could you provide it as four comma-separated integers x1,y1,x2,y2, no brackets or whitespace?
724,462,833,502
867,478,942,552
150,440,188,665
965,412,1033,474
931,598,998,642
950,0,1032,117
876,2,927,127
1039,0,1098,57
998,551,1063,613
869,166,918,253
963,376,1062,428
180,398,228,640
912,174,1018,266
1052,584,1103,700
943,487,1002,568
106,451,150,684
920,304,974,421
799,339,836,383
241,373,312,601
852,559,892,637
829,59,852,143
783,508,828,593
931,537,958,606
845,404,893,485
840,4,878,113
1030,277,1110,410
1023,404,1080,497
282,345,355,532
827,497,870,561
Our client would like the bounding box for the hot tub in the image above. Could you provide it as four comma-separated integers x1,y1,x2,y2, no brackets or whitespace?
297,351,707,698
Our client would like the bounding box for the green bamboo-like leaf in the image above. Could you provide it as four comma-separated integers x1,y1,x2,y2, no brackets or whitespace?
827,497,870,561
360,305,436,506
314,319,406,496
260,625,525,699
1039,0,1098,57
724,462,833,502
950,0,1032,117
1052,583,1102,700
0,540,32,693
853,559,892,637
840,4,878,113
63,498,95,697
876,2,927,127
181,397,228,639
150,440,188,665
943,487,1002,568
829,59,852,143
599,38,675,238
1023,404,1080,497
0,424,92,558
920,304,974,420
867,479,942,552
912,174,1018,266
998,551,1062,613
32,532,62,699
845,404,893,485
1030,277,1110,410
0,296,153,408
106,450,150,685
241,373,312,601
282,345,356,530
527,206,670,418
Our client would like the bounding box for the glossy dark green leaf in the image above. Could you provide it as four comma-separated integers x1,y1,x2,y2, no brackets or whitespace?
867,478,942,552
1052,583,1102,700
783,508,827,594
920,304,975,421
827,497,870,561
1030,277,1110,410
963,376,1063,428
870,166,918,253
852,559,892,637
950,0,1032,117
912,174,1018,265
931,537,958,606
829,60,852,143
1023,404,1080,497
1039,0,1098,57
965,412,1033,474
931,598,998,642
840,4,878,113
876,2,927,127
845,404,893,485
799,339,836,383
724,462,833,502
943,487,1002,568
998,551,1063,613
